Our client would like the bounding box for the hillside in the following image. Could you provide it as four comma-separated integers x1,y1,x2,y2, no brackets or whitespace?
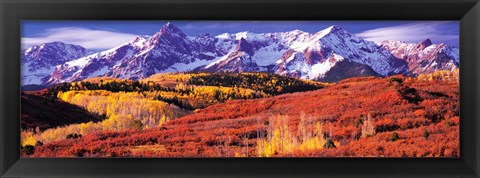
28,72,459,157
21,72,325,150
47,72,324,110
21,90,104,131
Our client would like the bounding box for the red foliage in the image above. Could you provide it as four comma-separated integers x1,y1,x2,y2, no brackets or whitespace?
28,76,459,157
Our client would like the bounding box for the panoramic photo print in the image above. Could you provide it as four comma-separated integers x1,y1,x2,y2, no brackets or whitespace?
20,21,459,157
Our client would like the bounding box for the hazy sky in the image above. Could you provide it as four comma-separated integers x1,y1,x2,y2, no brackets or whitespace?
21,21,459,50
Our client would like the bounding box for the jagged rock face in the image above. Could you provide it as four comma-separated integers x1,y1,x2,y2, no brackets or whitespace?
22,23,459,85
416,39,433,50
303,46,333,65
380,39,459,75
202,25,409,81
302,26,408,77
21,42,91,85
46,38,148,84
193,33,219,57
45,23,231,84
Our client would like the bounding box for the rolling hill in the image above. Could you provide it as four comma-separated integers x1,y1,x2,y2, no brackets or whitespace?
27,72,459,157
21,90,104,131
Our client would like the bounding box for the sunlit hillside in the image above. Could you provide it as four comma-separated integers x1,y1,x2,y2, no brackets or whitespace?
22,71,459,157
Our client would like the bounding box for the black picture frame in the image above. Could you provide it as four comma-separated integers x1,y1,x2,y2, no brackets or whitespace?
1,0,479,177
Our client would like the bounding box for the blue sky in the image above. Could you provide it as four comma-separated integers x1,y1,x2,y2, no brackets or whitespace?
21,21,459,50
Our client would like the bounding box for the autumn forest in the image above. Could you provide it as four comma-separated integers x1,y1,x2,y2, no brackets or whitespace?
20,70,460,157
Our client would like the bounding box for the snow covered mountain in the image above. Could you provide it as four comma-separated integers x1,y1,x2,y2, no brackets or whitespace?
21,42,91,85
45,23,235,85
379,39,459,75
22,23,459,86
202,25,408,80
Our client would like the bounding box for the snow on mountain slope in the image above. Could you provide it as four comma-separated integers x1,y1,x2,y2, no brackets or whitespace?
204,25,407,81
307,26,408,76
46,36,148,84
276,52,346,80
208,29,311,69
380,39,459,75
28,23,459,85
21,42,91,85
45,23,235,84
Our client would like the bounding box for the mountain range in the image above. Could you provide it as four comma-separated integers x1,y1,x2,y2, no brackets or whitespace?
21,22,460,86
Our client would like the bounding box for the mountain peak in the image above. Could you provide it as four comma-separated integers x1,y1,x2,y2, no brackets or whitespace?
148,22,187,46
289,29,306,34
327,25,342,31
216,33,231,39
130,35,148,47
312,25,348,39
322,25,346,35
25,24,459,86
44,41,67,46
416,39,432,50
158,22,186,37
233,37,255,56
235,31,251,40
24,41,86,54
132,35,148,42
37,41,78,49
